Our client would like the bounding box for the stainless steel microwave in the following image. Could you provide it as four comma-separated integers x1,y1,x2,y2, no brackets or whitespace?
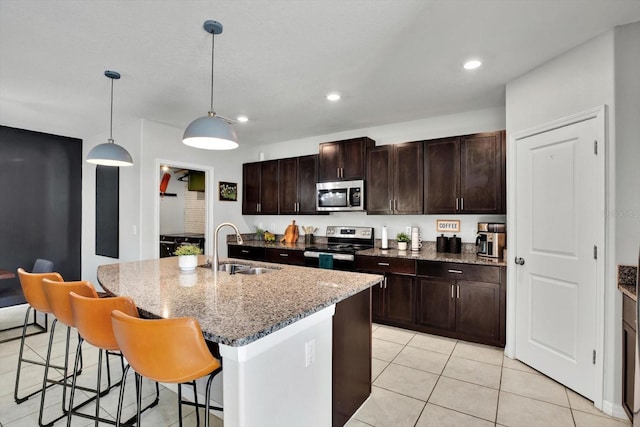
316,180,365,212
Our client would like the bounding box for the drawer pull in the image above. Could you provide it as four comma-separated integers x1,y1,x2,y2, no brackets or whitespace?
448,269,463,274
241,250,249,254
279,253,289,257
378,262,390,266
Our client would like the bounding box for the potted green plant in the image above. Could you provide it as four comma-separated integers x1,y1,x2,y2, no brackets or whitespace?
396,232,410,251
174,245,202,271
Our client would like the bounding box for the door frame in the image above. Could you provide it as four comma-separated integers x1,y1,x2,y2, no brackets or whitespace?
154,158,215,257
506,105,606,408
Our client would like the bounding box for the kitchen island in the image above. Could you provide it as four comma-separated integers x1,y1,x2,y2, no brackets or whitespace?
97,256,383,427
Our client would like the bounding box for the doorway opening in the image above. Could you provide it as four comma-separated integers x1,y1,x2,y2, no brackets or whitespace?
155,159,214,258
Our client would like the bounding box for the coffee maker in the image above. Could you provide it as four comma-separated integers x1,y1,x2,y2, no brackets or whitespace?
476,222,506,258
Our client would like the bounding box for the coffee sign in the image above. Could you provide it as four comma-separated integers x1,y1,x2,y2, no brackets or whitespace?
436,220,460,233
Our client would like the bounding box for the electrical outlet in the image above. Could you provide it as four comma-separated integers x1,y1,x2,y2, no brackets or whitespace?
305,339,316,367
405,226,411,236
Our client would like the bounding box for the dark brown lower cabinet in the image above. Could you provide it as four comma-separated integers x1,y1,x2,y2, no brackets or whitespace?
416,261,505,347
355,256,416,328
418,278,502,344
622,294,636,420
333,288,371,427
355,273,416,326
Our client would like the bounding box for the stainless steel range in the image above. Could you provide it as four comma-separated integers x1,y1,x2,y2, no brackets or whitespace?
303,226,374,271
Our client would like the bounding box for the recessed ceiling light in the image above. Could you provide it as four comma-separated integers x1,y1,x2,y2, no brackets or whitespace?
237,115,249,123
463,60,482,70
326,93,341,101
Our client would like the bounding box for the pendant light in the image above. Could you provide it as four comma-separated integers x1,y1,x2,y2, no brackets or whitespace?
183,20,239,150
86,70,134,166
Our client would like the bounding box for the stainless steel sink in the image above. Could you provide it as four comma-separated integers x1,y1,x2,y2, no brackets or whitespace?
217,263,251,273
236,267,275,275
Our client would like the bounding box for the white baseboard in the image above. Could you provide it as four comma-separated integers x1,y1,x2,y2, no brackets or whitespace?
601,400,631,421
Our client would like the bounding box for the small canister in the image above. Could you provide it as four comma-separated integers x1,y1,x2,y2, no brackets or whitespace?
436,234,449,253
449,235,462,254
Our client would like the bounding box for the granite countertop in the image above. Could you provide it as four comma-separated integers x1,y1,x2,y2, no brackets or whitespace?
618,265,638,301
97,256,383,347
232,240,307,251
230,239,507,267
355,247,507,266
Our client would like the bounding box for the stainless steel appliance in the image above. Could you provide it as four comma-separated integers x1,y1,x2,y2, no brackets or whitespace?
316,180,365,212
476,222,506,258
303,226,374,270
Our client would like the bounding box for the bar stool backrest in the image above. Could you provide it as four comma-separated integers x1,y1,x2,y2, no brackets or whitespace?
42,279,97,327
111,310,219,383
17,268,63,313
69,292,139,351
32,259,54,274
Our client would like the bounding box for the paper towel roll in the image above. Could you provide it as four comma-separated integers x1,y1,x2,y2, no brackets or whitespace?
381,226,388,249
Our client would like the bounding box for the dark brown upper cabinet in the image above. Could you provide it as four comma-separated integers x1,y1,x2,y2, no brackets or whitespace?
424,131,505,214
242,160,279,215
278,154,319,215
318,137,375,182
366,142,423,215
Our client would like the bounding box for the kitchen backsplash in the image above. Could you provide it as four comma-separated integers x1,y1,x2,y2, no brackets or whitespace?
242,213,506,247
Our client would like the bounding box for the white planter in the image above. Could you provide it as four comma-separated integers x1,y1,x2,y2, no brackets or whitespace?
397,242,408,251
178,255,198,271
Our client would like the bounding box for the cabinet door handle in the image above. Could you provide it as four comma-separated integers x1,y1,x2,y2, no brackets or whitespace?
279,253,289,257
378,262,390,266
389,200,393,211
394,200,398,211
448,269,463,274
456,198,459,211
461,197,464,211
451,284,455,298
341,167,344,178
384,277,387,288
456,284,460,299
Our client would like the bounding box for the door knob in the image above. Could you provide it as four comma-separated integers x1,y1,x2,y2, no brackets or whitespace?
514,257,525,265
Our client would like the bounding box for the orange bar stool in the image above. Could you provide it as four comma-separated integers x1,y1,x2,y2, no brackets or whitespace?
111,310,223,427
39,278,103,427
14,268,63,404
67,292,160,426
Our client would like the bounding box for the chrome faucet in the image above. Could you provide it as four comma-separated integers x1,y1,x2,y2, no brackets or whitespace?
213,222,244,273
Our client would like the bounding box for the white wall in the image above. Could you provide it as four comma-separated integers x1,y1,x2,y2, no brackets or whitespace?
614,22,640,265
82,120,143,289
506,28,640,416
239,106,507,244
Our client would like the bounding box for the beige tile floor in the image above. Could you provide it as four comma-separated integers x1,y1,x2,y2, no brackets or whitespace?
0,305,633,427
348,324,632,427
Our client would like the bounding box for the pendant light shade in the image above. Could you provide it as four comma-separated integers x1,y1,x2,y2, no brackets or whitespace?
183,20,239,150
183,112,238,150
87,70,134,166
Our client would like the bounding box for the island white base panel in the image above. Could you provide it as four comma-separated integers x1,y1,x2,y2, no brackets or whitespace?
219,305,335,427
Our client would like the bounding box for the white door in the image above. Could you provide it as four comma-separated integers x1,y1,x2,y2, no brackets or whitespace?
514,117,600,400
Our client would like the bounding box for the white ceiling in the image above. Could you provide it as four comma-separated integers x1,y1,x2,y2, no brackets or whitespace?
2,0,640,146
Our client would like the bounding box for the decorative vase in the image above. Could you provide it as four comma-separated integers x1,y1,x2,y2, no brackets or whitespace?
178,255,198,271
397,242,408,251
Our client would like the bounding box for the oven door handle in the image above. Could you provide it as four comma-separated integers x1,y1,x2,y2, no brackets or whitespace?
303,251,354,262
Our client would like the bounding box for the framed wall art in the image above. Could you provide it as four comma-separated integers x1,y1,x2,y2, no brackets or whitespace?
219,181,237,201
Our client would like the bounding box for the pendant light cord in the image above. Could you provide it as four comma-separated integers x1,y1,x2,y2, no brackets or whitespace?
109,76,114,142
210,29,215,114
